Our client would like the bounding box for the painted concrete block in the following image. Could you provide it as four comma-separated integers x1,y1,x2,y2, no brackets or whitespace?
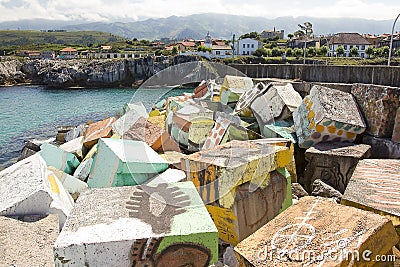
159,151,185,169
59,136,84,159
234,196,398,266
0,154,74,228
168,103,215,151
206,169,291,245
392,108,400,143
166,94,195,115
123,117,173,152
303,142,371,193
145,168,187,185
293,85,366,148
263,119,297,143
250,83,302,129
87,138,168,188
112,102,148,136
342,159,400,247
53,181,219,266
39,143,80,175
220,75,253,104
83,117,115,149
118,102,148,117
64,124,87,143
0,214,59,267
351,83,400,138
183,140,293,245
147,113,166,129
73,157,93,181
363,134,400,159
183,139,293,207
48,166,88,200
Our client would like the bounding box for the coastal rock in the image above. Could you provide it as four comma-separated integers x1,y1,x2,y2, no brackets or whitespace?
0,59,27,85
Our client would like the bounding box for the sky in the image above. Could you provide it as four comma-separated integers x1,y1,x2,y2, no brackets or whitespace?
0,0,399,22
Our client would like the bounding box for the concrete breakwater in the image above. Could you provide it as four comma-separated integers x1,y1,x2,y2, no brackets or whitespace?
2,71,400,265
0,55,199,88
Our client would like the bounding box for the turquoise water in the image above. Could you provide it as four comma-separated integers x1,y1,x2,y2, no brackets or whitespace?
0,85,190,168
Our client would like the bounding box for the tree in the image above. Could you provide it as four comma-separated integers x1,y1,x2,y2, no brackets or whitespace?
307,47,317,57
365,46,374,58
294,30,305,37
294,48,303,58
288,34,294,39
171,46,178,55
239,31,260,40
197,45,211,53
336,46,345,56
285,48,293,57
271,47,283,57
350,46,359,57
252,48,266,57
381,46,390,57
317,46,328,56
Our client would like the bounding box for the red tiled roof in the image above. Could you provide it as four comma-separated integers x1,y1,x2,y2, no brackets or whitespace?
60,47,77,52
329,33,371,45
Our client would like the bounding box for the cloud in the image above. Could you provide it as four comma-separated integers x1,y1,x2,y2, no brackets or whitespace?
0,0,399,22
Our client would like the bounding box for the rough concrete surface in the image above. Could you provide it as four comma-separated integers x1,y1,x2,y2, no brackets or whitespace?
0,214,59,267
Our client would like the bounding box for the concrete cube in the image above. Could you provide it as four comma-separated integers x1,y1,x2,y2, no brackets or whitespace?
0,214,59,266
392,108,400,143
59,136,84,159
123,116,175,152
303,142,371,193
0,154,74,228
342,159,400,248
87,138,168,188
112,102,148,136
293,85,366,148
250,83,302,129
53,181,219,266
83,117,115,149
235,196,398,266
40,143,80,175
182,139,294,245
220,75,253,104
351,83,400,138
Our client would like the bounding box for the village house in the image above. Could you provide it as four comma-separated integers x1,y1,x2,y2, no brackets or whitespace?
378,32,400,51
328,33,372,58
236,38,262,55
40,51,55,60
59,47,78,59
260,28,284,40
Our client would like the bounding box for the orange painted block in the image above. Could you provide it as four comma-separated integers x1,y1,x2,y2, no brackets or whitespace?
83,117,115,149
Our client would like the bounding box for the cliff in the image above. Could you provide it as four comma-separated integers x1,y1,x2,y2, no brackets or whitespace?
0,59,28,85
0,55,200,88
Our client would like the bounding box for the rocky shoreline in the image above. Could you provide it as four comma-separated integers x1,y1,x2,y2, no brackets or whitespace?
0,55,200,88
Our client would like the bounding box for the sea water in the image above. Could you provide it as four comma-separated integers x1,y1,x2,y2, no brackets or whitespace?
0,85,190,168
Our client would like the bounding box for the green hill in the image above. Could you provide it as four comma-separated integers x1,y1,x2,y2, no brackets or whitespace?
0,30,126,48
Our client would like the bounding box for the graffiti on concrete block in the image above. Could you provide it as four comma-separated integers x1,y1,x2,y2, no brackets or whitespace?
126,184,191,234
130,238,212,267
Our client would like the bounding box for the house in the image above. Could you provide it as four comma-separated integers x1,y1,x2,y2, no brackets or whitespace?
100,46,112,53
328,33,372,58
19,50,41,59
363,34,379,48
40,51,55,60
236,38,262,56
59,47,78,59
260,29,284,40
287,37,320,49
211,44,232,57
378,32,400,51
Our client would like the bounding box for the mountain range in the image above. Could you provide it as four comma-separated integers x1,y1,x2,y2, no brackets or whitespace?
0,13,393,40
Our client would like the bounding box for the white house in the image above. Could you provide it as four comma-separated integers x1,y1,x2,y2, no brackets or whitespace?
236,38,262,56
328,33,372,58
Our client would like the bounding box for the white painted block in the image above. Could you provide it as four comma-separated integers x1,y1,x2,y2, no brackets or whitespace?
0,154,74,228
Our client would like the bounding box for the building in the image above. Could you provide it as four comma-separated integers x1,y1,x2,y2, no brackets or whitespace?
59,47,78,59
236,38,262,56
378,32,400,51
260,29,284,40
40,51,55,60
328,33,372,58
286,37,319,49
